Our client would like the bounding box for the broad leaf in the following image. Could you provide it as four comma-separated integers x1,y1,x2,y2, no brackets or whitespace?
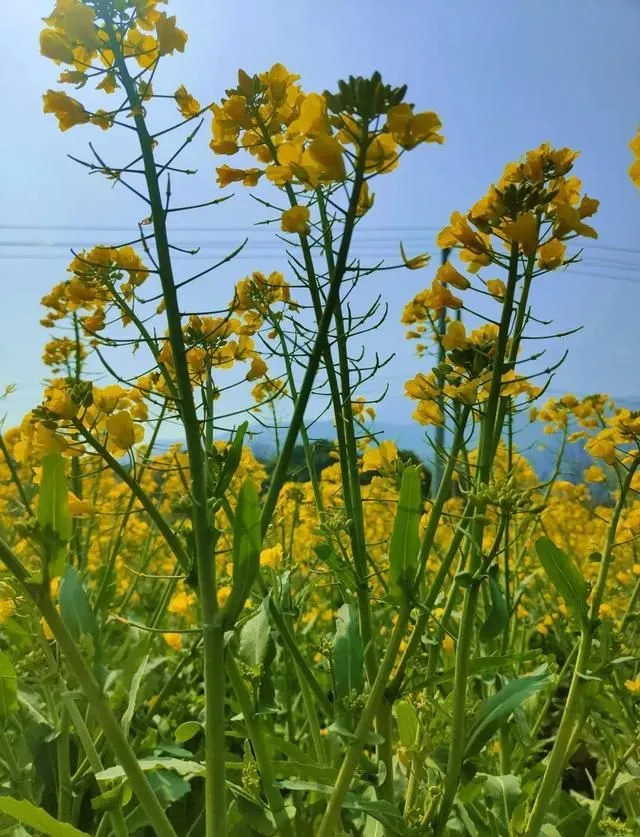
124,770,191,833
535,537,589,629
483,773,522,822
175,721,203,744
332,603,364,702
273,761,338,783
96,757,205,783
465,673,548,759
0,797,90,837
479,566,508,642
59,565,98,644
388,467,421,598
238,596,272,669
38,452,73,578
395,700,419,750
221,478,261,628
612,772,640,794
0,651,18,720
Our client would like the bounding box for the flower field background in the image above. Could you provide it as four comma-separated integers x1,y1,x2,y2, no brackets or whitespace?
0,2,639,837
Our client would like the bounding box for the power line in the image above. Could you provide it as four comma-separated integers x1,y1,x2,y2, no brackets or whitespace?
1,251,639,284
1,222,640,256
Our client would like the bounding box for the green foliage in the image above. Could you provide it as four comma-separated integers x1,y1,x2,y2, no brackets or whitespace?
388,466,422,599
0,797,90,837
464,672,549,759
535,537,590,630
331,603,364,705
222,478,262,628
0,651,18,719
38,452,72,578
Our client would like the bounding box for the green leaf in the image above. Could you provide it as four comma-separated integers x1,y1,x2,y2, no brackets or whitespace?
96,757,205,784
332,603,364,703
535,537,589,629
272,782,407,835
221,478,262,629
91,783,130,813
121,653,148,739
175,721,203,744
38,452,73,577
479,566,508,642
388,467,421,598
273,761,338,783
125,770,191,833
0,797,90,837
216,422,248,497
238,596,272,669
265,733,313,765
342,796,407,836
465,673,548,759
408,649,542,691
395,700,419,750
612,772,640,794
58,565,98,644
483,773,522,822
314,543,356,593
233,796,276,836
0,651,18,720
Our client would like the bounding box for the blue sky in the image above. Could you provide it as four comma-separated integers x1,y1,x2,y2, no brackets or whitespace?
2,0,640,435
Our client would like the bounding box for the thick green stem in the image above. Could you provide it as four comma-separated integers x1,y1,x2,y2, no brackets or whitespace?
435,247,520,834
86,23,225,836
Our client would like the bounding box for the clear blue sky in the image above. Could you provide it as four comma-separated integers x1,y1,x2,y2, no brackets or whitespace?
2,0,640,434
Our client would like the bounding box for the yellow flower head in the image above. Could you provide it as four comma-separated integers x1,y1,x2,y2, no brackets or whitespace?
281,205,310,235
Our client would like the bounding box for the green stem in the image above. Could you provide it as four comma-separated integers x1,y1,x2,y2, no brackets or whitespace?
315,602,411,837
524,461,638,837
0,726,33,802
108,29,226,837
295,661,327,764
387,412,471,700
0,433,33,515
584,732,640,837
259,123,370,538
56,705,72,822
74,420,190,572
435,247,520,834
403,723,424,818
621,575,640,632
94,402,166,611
226,655,295,837
31,589,178,837
315,189,376,685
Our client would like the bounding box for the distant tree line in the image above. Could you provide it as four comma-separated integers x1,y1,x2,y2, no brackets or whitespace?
259,439,433,500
